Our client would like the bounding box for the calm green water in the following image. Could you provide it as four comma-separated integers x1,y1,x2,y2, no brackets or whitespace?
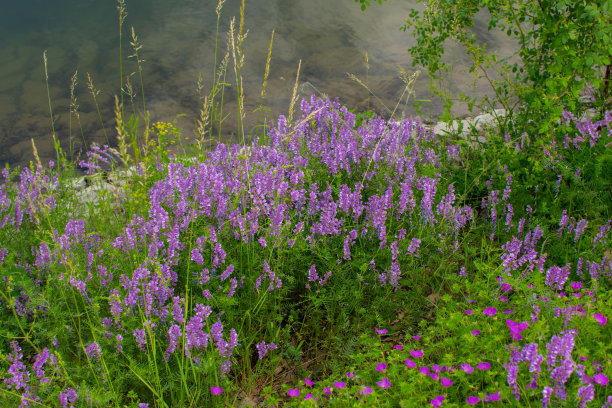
0,0,516,168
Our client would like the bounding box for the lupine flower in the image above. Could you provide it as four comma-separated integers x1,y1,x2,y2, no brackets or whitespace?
577,384,594,407
85,342,102,360
256,341,277,359
59,388,78,408
376,378,391,389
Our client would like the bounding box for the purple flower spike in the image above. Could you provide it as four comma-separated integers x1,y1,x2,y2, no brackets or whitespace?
431,395,445,407
287,388,300,397
334,381,346,389
359,386,372,395
466,396,479,405
441,377,453,387
376,377,392,389
210,386,223,396
593,313,607,325
376,362,387,372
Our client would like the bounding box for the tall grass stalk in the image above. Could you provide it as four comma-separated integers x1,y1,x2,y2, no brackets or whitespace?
288,59,302,124
86,72,110,145
69,70,87,159
43,50,65,168
117,0,127,113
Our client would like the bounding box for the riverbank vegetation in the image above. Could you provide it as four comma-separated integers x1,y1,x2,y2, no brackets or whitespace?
0,0,610,407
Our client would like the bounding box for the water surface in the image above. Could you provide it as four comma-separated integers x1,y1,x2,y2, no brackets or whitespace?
0,0,517,168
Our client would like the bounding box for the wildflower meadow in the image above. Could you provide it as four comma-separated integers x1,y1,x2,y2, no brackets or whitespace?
0,0,610,407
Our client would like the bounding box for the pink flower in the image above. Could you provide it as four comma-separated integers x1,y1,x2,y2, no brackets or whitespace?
359,386,372,395
410,350,424,358
441,377,453,387
460,363,474,374
471,330,480,336
376,378,392,389
334,381,346,389
210,386,223,395
304,378,315,387
304,393,316,401
593,313,607,325
419,366,431,375
347,371,355,379
466,396,480,405
394,344,403,350
405,358,417,368
412,335,421,341
506,319,529,340
431,395,445,407
375,327,388,335
287,388,300,397
430,372,439,380
324,387,332,395
376,363,387,372
499,296,508,302
483,307,497,316
593,373,609,386
464,310,474,315
477,362,491,370
484,391,501,402
570,282,582,290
